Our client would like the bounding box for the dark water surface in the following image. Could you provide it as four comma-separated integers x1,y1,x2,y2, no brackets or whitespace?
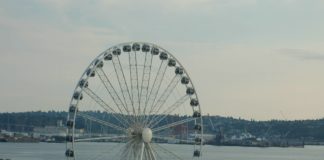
0,142,323,160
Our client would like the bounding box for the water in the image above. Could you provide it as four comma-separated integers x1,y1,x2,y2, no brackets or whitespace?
0,143,323,160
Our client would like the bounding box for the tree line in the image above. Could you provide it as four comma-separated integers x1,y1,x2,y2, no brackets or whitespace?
1,111,324,141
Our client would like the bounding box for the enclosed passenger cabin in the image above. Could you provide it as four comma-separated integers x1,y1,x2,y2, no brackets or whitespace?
159,52,168,60
151,47,159,55
69,105,77,113
65,149,74,157
193,150,200,157
66,135,73,142
104,53,113,60
175,67,184,75
186,87,195,95
112,48,121,55
73,92,83,100
94,59,104,68
190,99,199,106
181,77,189,84
86,68,95,77
132,43,140,51
66,120,74,129
79,79,88,88
142,44,150,52
168,59,176,67
193,111,201,118
195,137,202,143
194,124,202,131
123,45,131,52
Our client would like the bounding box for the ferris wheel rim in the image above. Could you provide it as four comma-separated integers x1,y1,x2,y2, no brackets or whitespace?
66,42,203,160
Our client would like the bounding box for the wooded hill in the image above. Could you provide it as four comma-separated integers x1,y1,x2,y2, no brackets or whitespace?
1,111,324,141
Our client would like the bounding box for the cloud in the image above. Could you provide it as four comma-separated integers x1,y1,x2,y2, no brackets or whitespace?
1,0,324,120
280,48,324,61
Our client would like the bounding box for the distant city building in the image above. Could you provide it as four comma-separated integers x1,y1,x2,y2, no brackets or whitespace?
33,126,66,137
0,129,14,136
33,120,84,137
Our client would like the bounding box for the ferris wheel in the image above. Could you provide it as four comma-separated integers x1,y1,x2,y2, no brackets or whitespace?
65,42,203,160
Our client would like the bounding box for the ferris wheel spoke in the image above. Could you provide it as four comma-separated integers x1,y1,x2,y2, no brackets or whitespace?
139,53,153,123
117,140,131,159
142,61,163,121
147,95,190,128
150,144,162,160
153,143,184,160
146,75,181,123
75,135,128,142
121,139,142,160
142,143,150,160
144,144,152,160
83,88,129,127
149,61,168,108
112,54,137,121
153,135,194,144
152,117,196,133
129,51,141,120
143,60,168,124
77,112,126,132
146,143,157,160
96,68,132,124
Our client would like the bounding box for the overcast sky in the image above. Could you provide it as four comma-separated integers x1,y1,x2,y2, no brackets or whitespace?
1,0,324,120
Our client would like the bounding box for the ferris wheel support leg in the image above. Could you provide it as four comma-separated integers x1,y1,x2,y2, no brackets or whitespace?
140,142,145,160
147,143,156,160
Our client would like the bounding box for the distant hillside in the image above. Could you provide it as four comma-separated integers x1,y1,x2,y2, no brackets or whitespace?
1,111,324,141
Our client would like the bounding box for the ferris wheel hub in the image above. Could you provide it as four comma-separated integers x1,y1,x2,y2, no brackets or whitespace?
142,128,152,143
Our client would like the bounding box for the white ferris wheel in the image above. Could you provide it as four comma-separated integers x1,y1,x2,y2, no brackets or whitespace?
65,42,203,160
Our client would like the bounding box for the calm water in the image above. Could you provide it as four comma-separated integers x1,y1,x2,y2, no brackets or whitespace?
0,142,323,160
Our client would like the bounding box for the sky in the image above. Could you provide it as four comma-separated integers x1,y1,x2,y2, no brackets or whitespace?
1,0,324,120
